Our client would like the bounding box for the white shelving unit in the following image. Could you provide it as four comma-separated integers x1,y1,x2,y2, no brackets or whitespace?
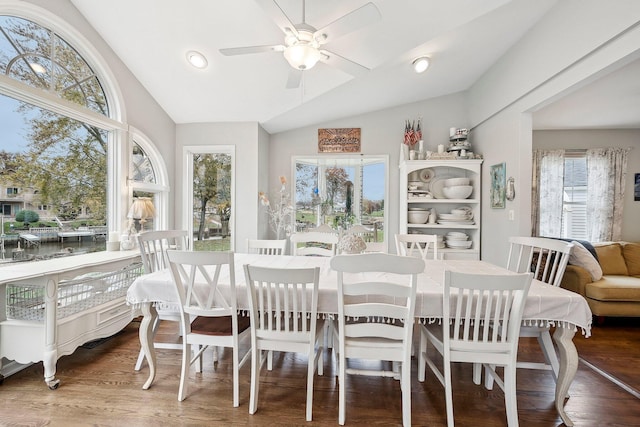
399,159,483,260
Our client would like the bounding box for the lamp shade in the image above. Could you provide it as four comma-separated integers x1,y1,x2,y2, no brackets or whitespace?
128,197,156,221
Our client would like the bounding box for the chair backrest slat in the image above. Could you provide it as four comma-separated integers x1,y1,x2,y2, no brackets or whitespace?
331,253,424,347
138,230,189,273
506,237,573,287
395,233,439,260
167,250,236,319
290,231,339,256
247,239,287,255
444,270,533,351
244,264,320,340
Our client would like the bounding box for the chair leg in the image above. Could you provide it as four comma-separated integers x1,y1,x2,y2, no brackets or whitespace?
418,326,427,382
504,365,519,427
338,354,346,425
178,342,190,401
444,358,454,427
401,359,412,427
249,348,260,415
306,349,315,421
267,350,273,371
232,346,240,408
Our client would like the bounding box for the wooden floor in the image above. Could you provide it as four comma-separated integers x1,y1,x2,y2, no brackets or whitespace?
1,317,639,427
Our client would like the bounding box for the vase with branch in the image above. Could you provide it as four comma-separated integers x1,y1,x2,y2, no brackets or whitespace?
259,176,294,240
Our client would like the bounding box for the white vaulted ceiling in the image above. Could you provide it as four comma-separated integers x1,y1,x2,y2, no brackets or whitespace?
69,0,639,133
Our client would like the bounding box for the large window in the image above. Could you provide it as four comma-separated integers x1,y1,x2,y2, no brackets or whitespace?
535,147,628,242
0,9,165,263
293,155,387,242
183,146,234,251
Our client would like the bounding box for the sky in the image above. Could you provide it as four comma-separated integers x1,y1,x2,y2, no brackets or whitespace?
0,94,29,153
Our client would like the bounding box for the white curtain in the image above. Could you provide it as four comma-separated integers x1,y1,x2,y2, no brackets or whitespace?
532,149,565,237
586,147,629,241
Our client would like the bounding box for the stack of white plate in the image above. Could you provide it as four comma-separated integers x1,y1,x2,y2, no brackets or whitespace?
445,232,472,249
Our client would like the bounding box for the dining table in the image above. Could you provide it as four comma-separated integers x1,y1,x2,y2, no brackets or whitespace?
126,253,592,426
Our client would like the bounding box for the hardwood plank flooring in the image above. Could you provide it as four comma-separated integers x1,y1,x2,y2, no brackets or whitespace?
0,318,638,426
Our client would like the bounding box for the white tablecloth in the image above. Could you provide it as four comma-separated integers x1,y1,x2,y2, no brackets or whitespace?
126,254,592,336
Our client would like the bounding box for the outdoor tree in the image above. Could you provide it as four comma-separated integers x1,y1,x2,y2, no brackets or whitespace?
192,153,231,240
1,17,108,222
325,167,349,209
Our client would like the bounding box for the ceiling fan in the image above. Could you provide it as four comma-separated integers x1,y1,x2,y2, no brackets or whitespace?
219,0,381,88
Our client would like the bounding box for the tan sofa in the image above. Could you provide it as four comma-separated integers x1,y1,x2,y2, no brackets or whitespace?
561,242,640,317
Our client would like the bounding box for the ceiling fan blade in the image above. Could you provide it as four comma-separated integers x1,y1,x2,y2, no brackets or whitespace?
219,45,284,56
319,49,370,77
255,0,299,37
314,2,380,42
286,68,303,89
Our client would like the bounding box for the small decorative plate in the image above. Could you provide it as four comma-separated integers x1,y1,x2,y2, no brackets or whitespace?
419,168,434,183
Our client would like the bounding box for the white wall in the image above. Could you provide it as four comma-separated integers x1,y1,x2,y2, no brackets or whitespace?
468,0,640,266
175,122,264,252
269,92,468,253
534,129,640,242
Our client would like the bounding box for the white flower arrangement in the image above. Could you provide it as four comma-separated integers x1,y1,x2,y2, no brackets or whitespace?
259,176,294,240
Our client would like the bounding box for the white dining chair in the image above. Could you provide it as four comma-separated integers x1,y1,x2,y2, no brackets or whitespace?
331,253,425,427
246,238,287,255
243,264,324,421
395,233,439,260
503,236,574,385
290,231,338,256
134,229,189,371
167,250,251,406
344,224,373,241
418,270,533,427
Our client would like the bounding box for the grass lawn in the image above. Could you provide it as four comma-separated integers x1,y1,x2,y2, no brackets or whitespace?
193,237,230,251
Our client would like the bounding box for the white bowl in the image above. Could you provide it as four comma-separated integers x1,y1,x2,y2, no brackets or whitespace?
444,177,470,187
446,240,473,249
447,231,468,238
408,211,429,224
442,185,473,199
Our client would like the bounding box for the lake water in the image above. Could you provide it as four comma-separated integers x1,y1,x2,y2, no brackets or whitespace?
0,238,106,265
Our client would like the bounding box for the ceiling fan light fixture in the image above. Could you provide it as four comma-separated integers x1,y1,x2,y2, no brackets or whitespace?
413,56,430,73
186,50,208,69
284,44,321,70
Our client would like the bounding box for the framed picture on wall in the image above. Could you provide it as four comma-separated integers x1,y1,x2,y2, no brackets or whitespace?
635,173,640,201
318,128,361,153
490,162,506,209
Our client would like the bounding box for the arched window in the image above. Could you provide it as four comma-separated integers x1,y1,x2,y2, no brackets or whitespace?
0,4,167,260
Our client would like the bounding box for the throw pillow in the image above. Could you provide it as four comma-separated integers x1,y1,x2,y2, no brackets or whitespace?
595,243,629,276
569,241,603,281
623,243,640,276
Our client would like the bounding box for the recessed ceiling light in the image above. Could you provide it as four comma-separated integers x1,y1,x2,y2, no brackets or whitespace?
412,56,430,73
186,51,208,69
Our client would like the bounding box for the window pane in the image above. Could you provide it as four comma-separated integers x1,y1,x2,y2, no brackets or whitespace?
132,143,156,183
192,153,231,251
0,16,108,115
562,156,587,239
294,156,386,242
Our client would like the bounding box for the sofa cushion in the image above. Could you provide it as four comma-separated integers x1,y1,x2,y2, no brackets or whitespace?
586,275,640,302
569,241,603,281
623,243,640,276
595,243,629,276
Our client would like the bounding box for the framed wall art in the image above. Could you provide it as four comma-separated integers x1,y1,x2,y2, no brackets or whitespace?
490,162,506,209
635,173,640,201
318,128,361,153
